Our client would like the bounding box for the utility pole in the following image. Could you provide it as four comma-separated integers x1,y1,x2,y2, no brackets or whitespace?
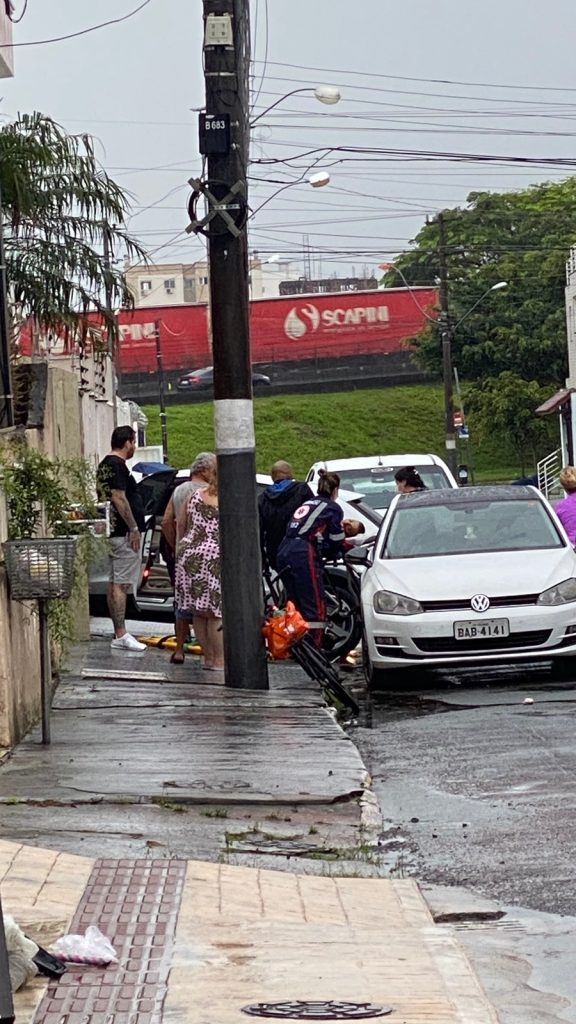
154,319,169,462
437,213,457,477
201,0,268,689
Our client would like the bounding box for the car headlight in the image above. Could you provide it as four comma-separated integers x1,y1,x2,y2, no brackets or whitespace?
373,590,423,615
537,578,576,606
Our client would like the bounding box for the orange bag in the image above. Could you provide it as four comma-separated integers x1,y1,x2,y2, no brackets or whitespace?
262,602,309,659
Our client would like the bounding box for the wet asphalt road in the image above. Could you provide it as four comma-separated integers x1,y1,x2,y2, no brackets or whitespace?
353,661,576,917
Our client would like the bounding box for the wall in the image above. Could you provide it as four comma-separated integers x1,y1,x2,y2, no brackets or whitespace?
125,263,200,308
0,6,14,79
0,365,94,749
0,478,41,749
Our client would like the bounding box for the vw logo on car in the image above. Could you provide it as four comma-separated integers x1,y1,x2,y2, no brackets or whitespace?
470,594,491,613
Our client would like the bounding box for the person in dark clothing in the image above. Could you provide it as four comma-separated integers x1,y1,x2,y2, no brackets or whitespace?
258,460,314,571
394,466,427,493
97,426,147,652
276,470,362,646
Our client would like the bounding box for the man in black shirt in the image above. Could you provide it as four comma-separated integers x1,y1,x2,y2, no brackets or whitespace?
258,460,314,572
97,426,147,652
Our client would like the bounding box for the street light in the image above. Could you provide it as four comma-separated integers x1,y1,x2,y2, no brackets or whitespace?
250,85,341,126
250,170,331,217
441,281,508,476
453,281,508,329
381,261,508,476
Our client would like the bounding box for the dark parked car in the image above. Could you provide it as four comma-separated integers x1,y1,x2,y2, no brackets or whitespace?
176,366,271,392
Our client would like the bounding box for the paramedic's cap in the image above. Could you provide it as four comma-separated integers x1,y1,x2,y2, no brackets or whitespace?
191,451,216,476
271,460,294,481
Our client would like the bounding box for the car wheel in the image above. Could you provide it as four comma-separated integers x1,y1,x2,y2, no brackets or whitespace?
323,582,362,661
362,632,401,690
550,657,576,681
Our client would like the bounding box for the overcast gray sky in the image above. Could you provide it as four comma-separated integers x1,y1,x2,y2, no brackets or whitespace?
3,0,576,278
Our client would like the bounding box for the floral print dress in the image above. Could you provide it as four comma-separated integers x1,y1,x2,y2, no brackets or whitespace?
175,490,221,617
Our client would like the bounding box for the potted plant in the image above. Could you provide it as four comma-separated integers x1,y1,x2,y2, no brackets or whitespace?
0,438,101,648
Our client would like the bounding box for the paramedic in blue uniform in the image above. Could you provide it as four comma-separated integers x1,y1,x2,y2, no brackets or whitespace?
276,470,362,646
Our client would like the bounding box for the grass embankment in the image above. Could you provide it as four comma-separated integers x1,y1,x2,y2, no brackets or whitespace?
143,384,523,481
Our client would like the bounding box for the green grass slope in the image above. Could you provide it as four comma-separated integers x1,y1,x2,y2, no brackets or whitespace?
142,384,526,481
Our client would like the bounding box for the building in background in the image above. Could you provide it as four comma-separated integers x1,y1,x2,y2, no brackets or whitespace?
279,275,378,296
125,261,206,307
535,245,576,485
0,3,13,78
125,256,300,307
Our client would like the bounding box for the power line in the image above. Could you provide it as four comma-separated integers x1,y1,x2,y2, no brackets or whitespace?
0,0,154,48
252,58,576,96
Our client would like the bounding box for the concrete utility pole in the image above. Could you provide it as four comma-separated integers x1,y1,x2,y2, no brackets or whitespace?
154,319,169,462
437,213,457,477
201,0,268,689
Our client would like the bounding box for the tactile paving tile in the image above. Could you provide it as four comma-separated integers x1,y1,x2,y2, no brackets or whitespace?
33,858,186,1024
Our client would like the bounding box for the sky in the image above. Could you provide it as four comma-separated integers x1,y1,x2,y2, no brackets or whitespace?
2,0,576,280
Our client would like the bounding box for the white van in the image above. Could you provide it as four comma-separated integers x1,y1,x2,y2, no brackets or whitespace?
306,454,459,515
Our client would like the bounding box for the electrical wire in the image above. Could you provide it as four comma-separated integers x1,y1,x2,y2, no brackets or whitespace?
0,0,154,48
250,0,269,112
8,0,28,24
253,58,576,96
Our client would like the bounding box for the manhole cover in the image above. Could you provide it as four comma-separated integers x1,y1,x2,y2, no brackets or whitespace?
242,1002,392,1019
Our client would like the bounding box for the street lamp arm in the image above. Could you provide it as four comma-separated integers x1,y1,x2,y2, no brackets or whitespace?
249,177,308,217
250,86,341,127
452,283,507,330
382,263,438,323
249,154,330,218
250,88,312,126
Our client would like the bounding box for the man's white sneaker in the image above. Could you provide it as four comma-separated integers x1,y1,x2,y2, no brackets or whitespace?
110,633,147,652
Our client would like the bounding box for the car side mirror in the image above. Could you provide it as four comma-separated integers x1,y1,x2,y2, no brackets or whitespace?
458,464,469,487
345,545,372,567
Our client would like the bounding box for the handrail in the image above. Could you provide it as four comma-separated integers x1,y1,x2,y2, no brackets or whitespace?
537,449,561,500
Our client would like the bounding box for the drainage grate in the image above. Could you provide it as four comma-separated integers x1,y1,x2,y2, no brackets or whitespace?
242,1002,392,1019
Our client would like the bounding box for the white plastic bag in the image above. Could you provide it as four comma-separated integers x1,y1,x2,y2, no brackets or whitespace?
51,926,118,966
3,914,39,991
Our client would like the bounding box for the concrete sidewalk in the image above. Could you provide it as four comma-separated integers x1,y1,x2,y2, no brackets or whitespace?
0,637,373,865
2,840,497,1024
0,633,497,1022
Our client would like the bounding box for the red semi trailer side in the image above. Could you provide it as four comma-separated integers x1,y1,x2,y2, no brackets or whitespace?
115,286,437,374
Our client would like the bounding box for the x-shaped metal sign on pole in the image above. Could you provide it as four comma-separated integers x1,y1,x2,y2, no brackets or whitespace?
186,178,247,238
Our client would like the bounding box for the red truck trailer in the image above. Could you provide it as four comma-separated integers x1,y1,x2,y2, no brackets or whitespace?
114,286,437,375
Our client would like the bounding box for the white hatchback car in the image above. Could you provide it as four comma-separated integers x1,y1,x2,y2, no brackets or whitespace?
306,454,459,515
349,485,576,685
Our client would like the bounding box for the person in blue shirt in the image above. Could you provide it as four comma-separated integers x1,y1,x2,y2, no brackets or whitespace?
277,469,360,646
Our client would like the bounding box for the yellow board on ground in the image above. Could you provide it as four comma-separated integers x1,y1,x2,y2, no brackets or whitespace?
136,635,203,654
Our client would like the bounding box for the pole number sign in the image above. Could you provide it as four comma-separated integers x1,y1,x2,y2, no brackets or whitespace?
198,112,231,155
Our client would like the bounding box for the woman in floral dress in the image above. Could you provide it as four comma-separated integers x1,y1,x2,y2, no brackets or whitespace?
172,457,223,669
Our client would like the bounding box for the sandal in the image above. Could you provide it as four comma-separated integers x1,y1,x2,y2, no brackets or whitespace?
170,651,185,664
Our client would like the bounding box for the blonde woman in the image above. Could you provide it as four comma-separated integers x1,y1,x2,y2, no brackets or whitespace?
555,466,576,543
172,455,223,669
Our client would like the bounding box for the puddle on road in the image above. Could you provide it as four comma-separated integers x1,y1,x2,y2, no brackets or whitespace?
359,662,576,725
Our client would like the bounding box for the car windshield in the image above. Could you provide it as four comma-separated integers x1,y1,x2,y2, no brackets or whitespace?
382,498,563,559
336,465,451,510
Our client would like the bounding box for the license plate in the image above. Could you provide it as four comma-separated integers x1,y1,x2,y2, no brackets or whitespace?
454,618,510,640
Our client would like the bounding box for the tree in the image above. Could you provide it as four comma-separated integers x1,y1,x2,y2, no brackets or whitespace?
465,372,556,476
384,179,576,383
0,112,146,342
